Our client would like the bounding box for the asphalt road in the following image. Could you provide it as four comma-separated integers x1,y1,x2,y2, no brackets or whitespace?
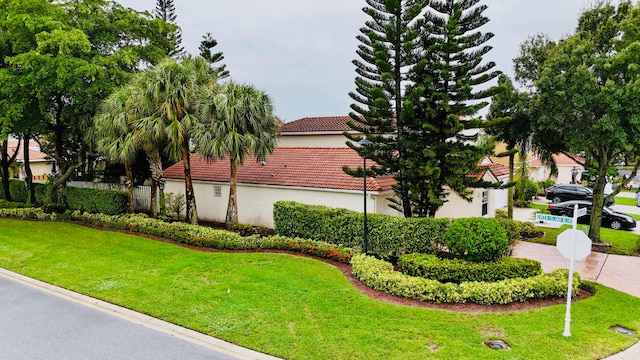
0,275,242,360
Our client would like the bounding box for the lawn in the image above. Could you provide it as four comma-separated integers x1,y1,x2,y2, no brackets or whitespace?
0,219,639,359
529,224,639,256
615,196,637,206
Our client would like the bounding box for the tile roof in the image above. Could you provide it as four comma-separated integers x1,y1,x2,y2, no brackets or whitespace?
163,147,394,192
531,153,585,167
479,162,510,178
280,116,358,133
7,140,49,162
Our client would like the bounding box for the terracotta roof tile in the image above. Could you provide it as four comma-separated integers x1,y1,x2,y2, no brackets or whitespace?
281,116,357,133
164,147,393,192
479,162,510,178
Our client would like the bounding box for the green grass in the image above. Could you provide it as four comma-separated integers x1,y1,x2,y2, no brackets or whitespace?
0,219,639,359
531,203,549,214
615,196,637,206
528,224,639,256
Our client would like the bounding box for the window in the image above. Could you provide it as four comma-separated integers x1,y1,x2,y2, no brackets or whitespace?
481,190,489,216
214,186,221,197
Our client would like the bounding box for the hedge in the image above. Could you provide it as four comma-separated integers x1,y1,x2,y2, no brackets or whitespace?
399,253,542,284
273,201,452,260
64,187,128,215
351,254,580,305
0,209,353,264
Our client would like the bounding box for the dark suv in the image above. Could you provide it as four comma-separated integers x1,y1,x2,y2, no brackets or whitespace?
545,184,614,206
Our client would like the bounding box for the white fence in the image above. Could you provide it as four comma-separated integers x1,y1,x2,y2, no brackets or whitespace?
66,181,152,211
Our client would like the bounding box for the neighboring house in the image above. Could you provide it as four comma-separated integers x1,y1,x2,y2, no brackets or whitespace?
163,148,509,227
530,153,584,184
6,139,54,181
490,142,585,185
278,116,362,147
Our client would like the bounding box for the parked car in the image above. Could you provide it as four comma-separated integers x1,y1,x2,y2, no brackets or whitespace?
545,184,614,206
547,200,636,230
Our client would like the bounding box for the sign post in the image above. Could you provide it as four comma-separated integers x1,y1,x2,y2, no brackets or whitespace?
553,204,592,337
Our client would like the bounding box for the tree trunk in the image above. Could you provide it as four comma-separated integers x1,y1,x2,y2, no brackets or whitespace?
1,141,11,201
181,141,198,224
144,147,163,217
226,159,238,230
508,151,514,220
124,161,134,213
588,157,609,242
22,135,36,205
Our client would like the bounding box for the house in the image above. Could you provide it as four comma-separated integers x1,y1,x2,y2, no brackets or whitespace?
278,116,362,148
163,148,509,227
530,153,585,184
490,142,585,185
6,139,54,181
163,116,510,227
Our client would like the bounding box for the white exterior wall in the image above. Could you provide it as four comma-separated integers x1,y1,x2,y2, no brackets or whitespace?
165,179,389,228
277,134,352,148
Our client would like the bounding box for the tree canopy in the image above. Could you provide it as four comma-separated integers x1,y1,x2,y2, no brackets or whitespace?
531,0,640,241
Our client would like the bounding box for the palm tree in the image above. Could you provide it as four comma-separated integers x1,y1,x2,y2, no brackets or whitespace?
134,56,217,224
90,86,139,213
193,81,277,229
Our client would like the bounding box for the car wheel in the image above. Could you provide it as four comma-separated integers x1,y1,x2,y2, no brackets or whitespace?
552,196,562,203
610,220,622,230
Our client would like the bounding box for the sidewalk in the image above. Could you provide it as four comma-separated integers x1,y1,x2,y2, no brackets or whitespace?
510,198,640,359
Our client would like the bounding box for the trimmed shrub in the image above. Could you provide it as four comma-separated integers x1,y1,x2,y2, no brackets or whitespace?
64,187,128,215
352,254,580,305
0,199,28,209
273,201,452,260
444,218,508,262
399,253,542,283
34,183,54,206
9,179,28,203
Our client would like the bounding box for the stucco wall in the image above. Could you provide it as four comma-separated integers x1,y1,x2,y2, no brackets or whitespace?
165,179,388,228
277,134,351,148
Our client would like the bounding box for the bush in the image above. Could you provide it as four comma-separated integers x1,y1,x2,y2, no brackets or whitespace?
0,199,27,209
444,218,508,262
34,183,54,206
64,187,128,215
273,201,452,260
8,179,28,203
538,179,555,195
399,253,542,284
352,254,580,305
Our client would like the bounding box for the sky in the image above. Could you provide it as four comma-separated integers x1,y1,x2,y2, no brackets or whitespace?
116,0,600,122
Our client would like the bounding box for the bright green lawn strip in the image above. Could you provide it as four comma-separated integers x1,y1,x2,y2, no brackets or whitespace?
615,197,637,206
529,225,639,256
530,203,549,214
0,219,638,360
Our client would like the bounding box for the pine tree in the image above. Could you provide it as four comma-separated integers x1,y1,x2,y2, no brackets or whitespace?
406,0,503,217
199,33,229,79
346,0,502,217
344,0,427,217
155,0,184,58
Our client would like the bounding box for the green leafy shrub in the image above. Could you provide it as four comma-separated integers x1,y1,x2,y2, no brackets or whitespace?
351,254,579,305
398,253,542,283
444,218,508,262
273,201,451,260
0,199,27,209
34,183,54,205
9,179,28,203
64,187,128,215
538,179,555,195
232,223,274,237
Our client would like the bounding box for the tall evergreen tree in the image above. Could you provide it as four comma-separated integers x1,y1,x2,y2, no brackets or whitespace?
346,0,502,217
199,33,229,79
344,0,427,217
155,0,184,58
